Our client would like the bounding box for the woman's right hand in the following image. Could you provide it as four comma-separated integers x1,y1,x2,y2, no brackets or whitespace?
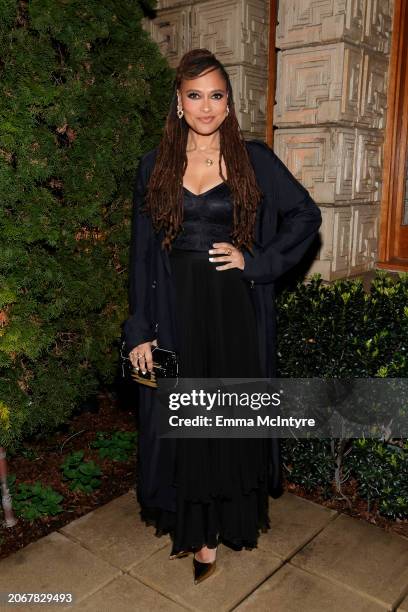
129,339,157,374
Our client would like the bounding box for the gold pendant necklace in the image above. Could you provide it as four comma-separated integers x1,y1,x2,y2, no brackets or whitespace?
187,145,217,166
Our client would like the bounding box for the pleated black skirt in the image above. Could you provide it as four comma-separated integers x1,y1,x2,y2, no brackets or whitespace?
139,248,271,552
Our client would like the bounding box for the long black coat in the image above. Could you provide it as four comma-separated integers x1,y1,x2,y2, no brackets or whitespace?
123,139,322,512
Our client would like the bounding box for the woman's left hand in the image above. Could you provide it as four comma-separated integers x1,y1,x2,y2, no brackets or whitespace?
209,242,245,271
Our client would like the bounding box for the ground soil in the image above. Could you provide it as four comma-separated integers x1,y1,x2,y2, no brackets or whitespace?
0,387,406,560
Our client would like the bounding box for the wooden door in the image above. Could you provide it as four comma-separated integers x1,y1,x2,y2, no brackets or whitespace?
377,0,408,271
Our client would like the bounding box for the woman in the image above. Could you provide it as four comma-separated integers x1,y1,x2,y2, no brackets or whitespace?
123,48,322,584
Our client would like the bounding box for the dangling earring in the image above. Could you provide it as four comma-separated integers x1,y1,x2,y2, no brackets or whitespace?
177,99,184,119
226,105,230,116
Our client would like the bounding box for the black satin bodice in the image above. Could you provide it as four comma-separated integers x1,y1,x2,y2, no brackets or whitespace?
172,182,233,251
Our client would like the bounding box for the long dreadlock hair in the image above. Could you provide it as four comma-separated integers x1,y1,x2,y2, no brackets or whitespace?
143,48,264,252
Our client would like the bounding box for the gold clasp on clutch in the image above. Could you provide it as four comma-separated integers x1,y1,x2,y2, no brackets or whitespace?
130,365,159,388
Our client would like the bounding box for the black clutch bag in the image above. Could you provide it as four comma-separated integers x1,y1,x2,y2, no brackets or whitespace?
120,340,179,389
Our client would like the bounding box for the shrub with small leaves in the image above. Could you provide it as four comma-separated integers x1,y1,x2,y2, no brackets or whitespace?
277,271,408,377
345,438,408,520
281,438,336,499
278,270,408,520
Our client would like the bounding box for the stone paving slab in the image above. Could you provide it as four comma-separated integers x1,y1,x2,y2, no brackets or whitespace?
290,513,408,609
257,492,337,559
2,488,408,612
63,574,187,611
0,531,120,612
397,592,408,612
234,562,388,611
130,542,282,612
60,490,170,571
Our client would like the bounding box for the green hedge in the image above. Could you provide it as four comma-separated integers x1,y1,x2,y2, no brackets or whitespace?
277,271,408,378
278,271,408,520
0,0,173,449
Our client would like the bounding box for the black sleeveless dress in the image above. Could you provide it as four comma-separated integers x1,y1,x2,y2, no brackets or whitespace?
139,181,271,552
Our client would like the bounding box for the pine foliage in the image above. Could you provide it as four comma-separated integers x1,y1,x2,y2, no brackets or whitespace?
0,0,173,448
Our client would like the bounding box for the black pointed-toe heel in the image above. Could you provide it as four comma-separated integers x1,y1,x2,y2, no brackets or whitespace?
193,553,217,584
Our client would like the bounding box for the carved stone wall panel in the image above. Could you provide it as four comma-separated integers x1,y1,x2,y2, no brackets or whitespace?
335,129,356,203
331,207,353,276
241,0,269,68
142,8,190,68
276,0,363,49
190,0,268,67
363,0,392,54
218,65,266,138
190,0,240,64
359,52,388,128
275,44,363,126
274,129,335,203
307,205,333,278
274,128,357,204
354,130,383,201
350,204,379,272
275,0,391,53
237,66,267,135
314,205,333,262
307,204,379,279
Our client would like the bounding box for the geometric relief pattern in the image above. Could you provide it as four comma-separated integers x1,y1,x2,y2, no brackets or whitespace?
309,204,380,279
309,204,379,280
332,207,353,276
274,0,394,279
363,0,392,55
354,130,383,201
350,204,380,272
241,0,269,68
239,66,268,134
191,0,240,63
276,0,392,54
222,65,266,138
274,129,334,202
274,128,357,205
276,0,364,48
274,44,363,126
274,126,383,206
359,53,388,129
336,130,356,203
310,204,379,279
307,205,333,278
224,65,266,138
191,0,268,67
142,9,190,69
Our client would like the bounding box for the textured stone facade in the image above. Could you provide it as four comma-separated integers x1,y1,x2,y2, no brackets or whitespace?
143,0,394,280
274,0,393,279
